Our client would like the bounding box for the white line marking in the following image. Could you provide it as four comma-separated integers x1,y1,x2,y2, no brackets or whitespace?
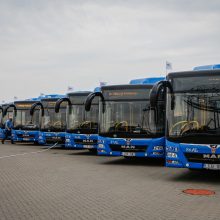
0,143,58,159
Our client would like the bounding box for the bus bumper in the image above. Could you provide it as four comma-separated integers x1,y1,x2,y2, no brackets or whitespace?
97,136,165,158
38,132,66,145
166,140,220,170
12,130,39,143
65,133,98,150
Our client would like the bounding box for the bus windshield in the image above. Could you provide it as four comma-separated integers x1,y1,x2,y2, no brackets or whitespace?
100,100,164,138
14,109,40,130
66,104,98,134
41,108,66,132
167,75,220,143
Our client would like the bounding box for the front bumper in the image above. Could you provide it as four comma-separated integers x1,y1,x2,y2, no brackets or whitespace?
166,140,220,169
97,136,165,158
65,133,98,149
38,132,66,145
12,130,39,142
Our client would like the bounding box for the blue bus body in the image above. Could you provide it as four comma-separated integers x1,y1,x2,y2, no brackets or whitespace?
93,77,166,158
150,65,220,170
56,90,99,150
34,94,66,146
54,89,100,150
11,98,41,143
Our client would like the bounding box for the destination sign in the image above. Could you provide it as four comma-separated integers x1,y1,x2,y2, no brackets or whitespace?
173,75,220,92
103,88,151,100
15,103,34,109
68,94,99,105
42,101,67,108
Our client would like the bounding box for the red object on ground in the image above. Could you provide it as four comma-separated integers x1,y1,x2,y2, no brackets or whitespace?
183,189,215,196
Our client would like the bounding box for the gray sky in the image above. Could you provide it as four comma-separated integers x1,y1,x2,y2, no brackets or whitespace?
1,0,220,103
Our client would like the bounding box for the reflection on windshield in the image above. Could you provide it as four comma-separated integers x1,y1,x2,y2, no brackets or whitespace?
168,92,220,138
67,104,98,133
41,108,66,131
100,101,164,137
14,110,40,130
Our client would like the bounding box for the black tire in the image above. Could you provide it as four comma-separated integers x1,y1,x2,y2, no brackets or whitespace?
89,149,97,154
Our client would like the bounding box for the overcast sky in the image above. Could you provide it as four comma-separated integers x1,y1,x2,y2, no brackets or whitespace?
1,0,220,103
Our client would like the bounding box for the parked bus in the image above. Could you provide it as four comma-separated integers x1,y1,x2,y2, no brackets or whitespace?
150,64,220,170
6,98,41,143
30,94,66,145
85,77,165,158
55,90,99,151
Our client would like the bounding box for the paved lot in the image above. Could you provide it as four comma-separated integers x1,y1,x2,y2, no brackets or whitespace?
0,143,220,220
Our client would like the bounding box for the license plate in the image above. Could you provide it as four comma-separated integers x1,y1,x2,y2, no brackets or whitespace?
204,164,220,170
122,152,136,157
23,138,30,141
83,145,94,149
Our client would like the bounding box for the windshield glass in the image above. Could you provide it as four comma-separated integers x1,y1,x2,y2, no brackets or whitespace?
41,108,66,132
14,109,40,130
66,104,98,134
167,75,220,143
100,101,164,138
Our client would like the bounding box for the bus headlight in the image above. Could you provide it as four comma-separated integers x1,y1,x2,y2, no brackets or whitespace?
98,144,104,149
167,152,178,158
166,146,178,152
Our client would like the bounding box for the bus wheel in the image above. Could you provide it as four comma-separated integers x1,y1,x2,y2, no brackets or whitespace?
89,149,97,154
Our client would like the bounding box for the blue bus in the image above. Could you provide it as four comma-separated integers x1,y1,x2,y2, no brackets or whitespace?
150,64,220,170
30,94,66,145
85,77,166,158
6,99,41,143
55,91,99,151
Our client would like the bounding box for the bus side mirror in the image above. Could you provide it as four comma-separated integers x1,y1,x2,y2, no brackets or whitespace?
30,102,44,117
150,80,175,110
3,104,17,117
85,92,105,113
55,98,71,113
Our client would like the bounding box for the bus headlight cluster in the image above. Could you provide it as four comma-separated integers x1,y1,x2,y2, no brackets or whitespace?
166,146,178,152
98,144,104,149
98,139,104,144
167,160,179,165
167,152,178,158
153,146,164,151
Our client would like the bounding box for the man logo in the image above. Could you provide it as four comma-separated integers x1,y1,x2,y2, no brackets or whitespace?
126,139,132,145
210,145,218,154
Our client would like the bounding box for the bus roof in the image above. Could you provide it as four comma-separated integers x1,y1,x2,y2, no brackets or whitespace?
94,87,101,92
40,94,65,99
129,77,165,85
193,64,220,71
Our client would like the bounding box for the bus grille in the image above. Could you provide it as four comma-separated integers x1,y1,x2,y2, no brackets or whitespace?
109,144,147,152
184,153,220,164
17,134,35,138
46,137,65,144
74,139,98,145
